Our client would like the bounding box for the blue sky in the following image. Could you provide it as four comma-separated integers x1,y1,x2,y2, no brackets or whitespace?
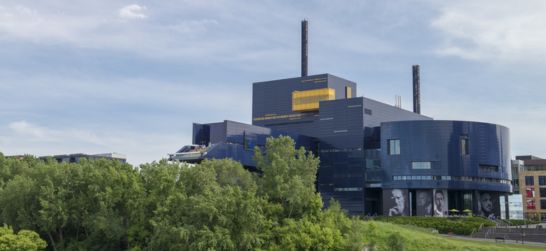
1,0,546,165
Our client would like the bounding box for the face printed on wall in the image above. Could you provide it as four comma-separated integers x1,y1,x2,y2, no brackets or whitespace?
391,189,405,215
416,190,432,216
383,189,408,216
478,192,499,218
434,189,448,217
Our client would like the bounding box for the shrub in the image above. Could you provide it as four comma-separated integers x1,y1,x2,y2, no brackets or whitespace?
371,216,495,235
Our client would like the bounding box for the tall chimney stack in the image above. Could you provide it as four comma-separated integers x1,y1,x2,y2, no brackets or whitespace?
412,65,421,114
301,20,308,77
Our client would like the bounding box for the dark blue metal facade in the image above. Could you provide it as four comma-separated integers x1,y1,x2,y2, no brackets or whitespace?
192,120,315,167
183,73,512,217
380,120,511,192
252,74,356,136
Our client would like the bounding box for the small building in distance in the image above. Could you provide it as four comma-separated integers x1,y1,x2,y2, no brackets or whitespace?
38,153,127,163
516,155,546,221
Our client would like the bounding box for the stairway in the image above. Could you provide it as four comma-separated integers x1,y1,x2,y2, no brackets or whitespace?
471,225,546,243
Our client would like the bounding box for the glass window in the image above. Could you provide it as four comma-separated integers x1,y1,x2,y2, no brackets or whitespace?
540,188,546,198
479,164,499,172
412,161,431,169
388,139,400,155
463,192,473,210
345,86,352,99
525,176,534,186
460,135,469,155
541,200,546,210
539,176,546,186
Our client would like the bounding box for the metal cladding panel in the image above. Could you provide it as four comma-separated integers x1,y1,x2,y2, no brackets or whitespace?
316,98,366,215
193,120,315,150
317,98,364,148
252,73,356,131
225,120,272,147
191,120,316,167
192,123,210,145
208,122,226,145
204,143,255,167
327,75,357,100
380,120,511,193
362,97,432,128
252,74,328,125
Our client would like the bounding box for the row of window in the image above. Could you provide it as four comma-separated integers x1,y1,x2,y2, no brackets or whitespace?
524,175,546,186
527,199,546,210
479,164,499,172
388,136,470,156
319,147,363,153
392,175,511,184
334,187,363,192
525,187,546,198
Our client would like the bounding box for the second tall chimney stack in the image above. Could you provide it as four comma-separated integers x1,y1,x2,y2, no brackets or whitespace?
412,65,421,114
301,20,308,77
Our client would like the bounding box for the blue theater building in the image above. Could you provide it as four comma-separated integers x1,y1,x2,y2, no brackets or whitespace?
170,21,512,218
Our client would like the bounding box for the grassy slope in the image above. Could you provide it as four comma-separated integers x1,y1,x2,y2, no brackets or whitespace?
366,221,544,251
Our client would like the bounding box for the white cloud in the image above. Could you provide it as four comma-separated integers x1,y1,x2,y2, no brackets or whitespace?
8,121,46,138
8,120,107,145
118,4,147,19
431,1,546,63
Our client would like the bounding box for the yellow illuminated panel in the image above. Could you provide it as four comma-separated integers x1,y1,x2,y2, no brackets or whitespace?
292,88,336,112
345,86,352,99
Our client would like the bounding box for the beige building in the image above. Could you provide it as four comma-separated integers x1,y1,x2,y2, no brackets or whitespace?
517,155,546,220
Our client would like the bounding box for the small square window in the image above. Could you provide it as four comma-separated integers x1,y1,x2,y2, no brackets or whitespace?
526,176,535,186
345,86,352,99
540,188,546,198
388,139,400,155
539,176,546,186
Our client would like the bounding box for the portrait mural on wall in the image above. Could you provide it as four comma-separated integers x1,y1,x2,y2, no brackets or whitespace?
433,189,448,217
383,189,408,216
478,191,500,218
416,190,433,216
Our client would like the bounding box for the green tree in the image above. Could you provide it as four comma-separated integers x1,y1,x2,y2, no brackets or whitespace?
0,226,46,251
0,157,144,251
0,138,379,251
254,136,322,219
147,159,271,251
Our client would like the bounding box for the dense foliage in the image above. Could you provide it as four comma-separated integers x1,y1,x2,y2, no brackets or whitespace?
1,137,527,250
0,226,46,251
373,216,496,235
0,137,378,251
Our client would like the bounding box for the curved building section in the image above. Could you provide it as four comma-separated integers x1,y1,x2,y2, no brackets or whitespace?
380,120,511,217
